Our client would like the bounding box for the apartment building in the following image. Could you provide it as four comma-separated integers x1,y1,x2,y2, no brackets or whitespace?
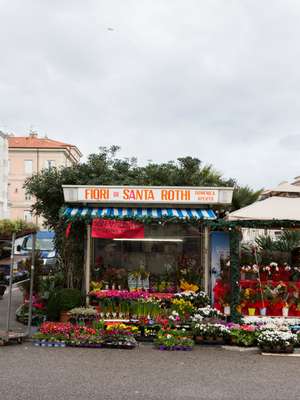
0,132,9,219
8,132,82,225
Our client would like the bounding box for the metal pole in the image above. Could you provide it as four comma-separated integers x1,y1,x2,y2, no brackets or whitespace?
203,226,210,295
27,233,36,337
6,232,16,338
85,224,91,306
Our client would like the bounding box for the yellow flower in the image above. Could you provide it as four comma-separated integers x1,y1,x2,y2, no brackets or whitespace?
180,280,199,293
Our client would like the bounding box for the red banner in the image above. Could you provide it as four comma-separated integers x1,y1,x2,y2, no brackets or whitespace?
91,219,144,239
65,223,72,238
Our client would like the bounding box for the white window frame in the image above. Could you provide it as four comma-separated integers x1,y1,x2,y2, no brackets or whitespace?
24,160,33,175
23,210,32,222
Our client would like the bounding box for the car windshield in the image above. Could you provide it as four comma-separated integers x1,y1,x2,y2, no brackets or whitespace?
24,237,54,251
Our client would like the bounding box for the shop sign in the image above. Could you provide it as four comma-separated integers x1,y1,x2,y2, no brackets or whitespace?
91,219,145,239
63,185,234,204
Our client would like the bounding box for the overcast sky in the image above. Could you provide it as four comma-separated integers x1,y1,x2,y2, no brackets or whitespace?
1,1,300,189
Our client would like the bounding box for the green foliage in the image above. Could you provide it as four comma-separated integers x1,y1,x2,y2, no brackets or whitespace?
19,251,44,296
230,329,258,347
254,231,300,264
0,219,37,238
24,146,260,289
231,186,262,211
47,288,82,320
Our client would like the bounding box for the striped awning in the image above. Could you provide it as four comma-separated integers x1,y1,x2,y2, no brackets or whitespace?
63,207,216,220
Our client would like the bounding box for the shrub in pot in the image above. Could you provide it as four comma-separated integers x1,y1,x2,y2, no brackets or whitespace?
47,288,82,321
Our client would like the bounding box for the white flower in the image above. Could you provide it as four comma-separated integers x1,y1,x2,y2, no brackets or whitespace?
270,262,278,267
252,265,259,273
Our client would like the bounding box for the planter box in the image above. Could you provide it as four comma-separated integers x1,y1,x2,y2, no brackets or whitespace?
157,345,193,351
260,345,294,354
33,340,66,348
195,336,225,345
67,343,102,348
136,336,155,343
102,342,136,349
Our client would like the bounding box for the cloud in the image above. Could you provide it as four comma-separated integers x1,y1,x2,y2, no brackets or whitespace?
1,0,300,189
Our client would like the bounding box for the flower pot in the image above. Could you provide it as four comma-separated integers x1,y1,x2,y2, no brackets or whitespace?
248,308,256,316
59,311,70,323
224,306,231,316
259,307,267,316
195,336,204,344
260,344,294,354
282,307,289,317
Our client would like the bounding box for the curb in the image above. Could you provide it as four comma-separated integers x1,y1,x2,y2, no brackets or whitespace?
221,345,259,353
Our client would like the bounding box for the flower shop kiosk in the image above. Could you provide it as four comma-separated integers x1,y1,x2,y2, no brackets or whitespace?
61,185,234,305
31,186,300,353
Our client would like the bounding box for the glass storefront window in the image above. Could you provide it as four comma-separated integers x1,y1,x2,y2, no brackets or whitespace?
92,223,203,292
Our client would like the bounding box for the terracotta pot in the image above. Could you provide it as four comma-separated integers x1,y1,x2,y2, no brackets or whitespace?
60,311,70,323
195,336,204,344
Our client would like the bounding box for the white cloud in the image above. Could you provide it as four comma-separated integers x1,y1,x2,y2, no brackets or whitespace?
1,0,300,188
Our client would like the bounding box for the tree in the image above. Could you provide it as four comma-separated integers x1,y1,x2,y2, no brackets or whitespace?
231,186,262,211
25,146,260,288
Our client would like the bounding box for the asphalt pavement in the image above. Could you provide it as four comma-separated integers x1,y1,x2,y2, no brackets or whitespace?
0,343,300,400
1,289,299,400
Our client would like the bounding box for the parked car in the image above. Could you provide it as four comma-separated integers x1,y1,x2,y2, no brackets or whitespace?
17,231,58,272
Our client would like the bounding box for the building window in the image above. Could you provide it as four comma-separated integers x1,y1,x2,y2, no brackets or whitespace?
25,194,32,201
45,160,55,169
24,160,33,175
24,210,32,222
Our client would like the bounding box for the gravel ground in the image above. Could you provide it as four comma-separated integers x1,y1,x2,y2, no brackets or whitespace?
0,344,300,400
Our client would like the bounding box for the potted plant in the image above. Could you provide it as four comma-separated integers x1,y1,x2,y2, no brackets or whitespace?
257,330,296,353
193,323,230,344
154,328,194,351
47,288,82,321
229,325,258,347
